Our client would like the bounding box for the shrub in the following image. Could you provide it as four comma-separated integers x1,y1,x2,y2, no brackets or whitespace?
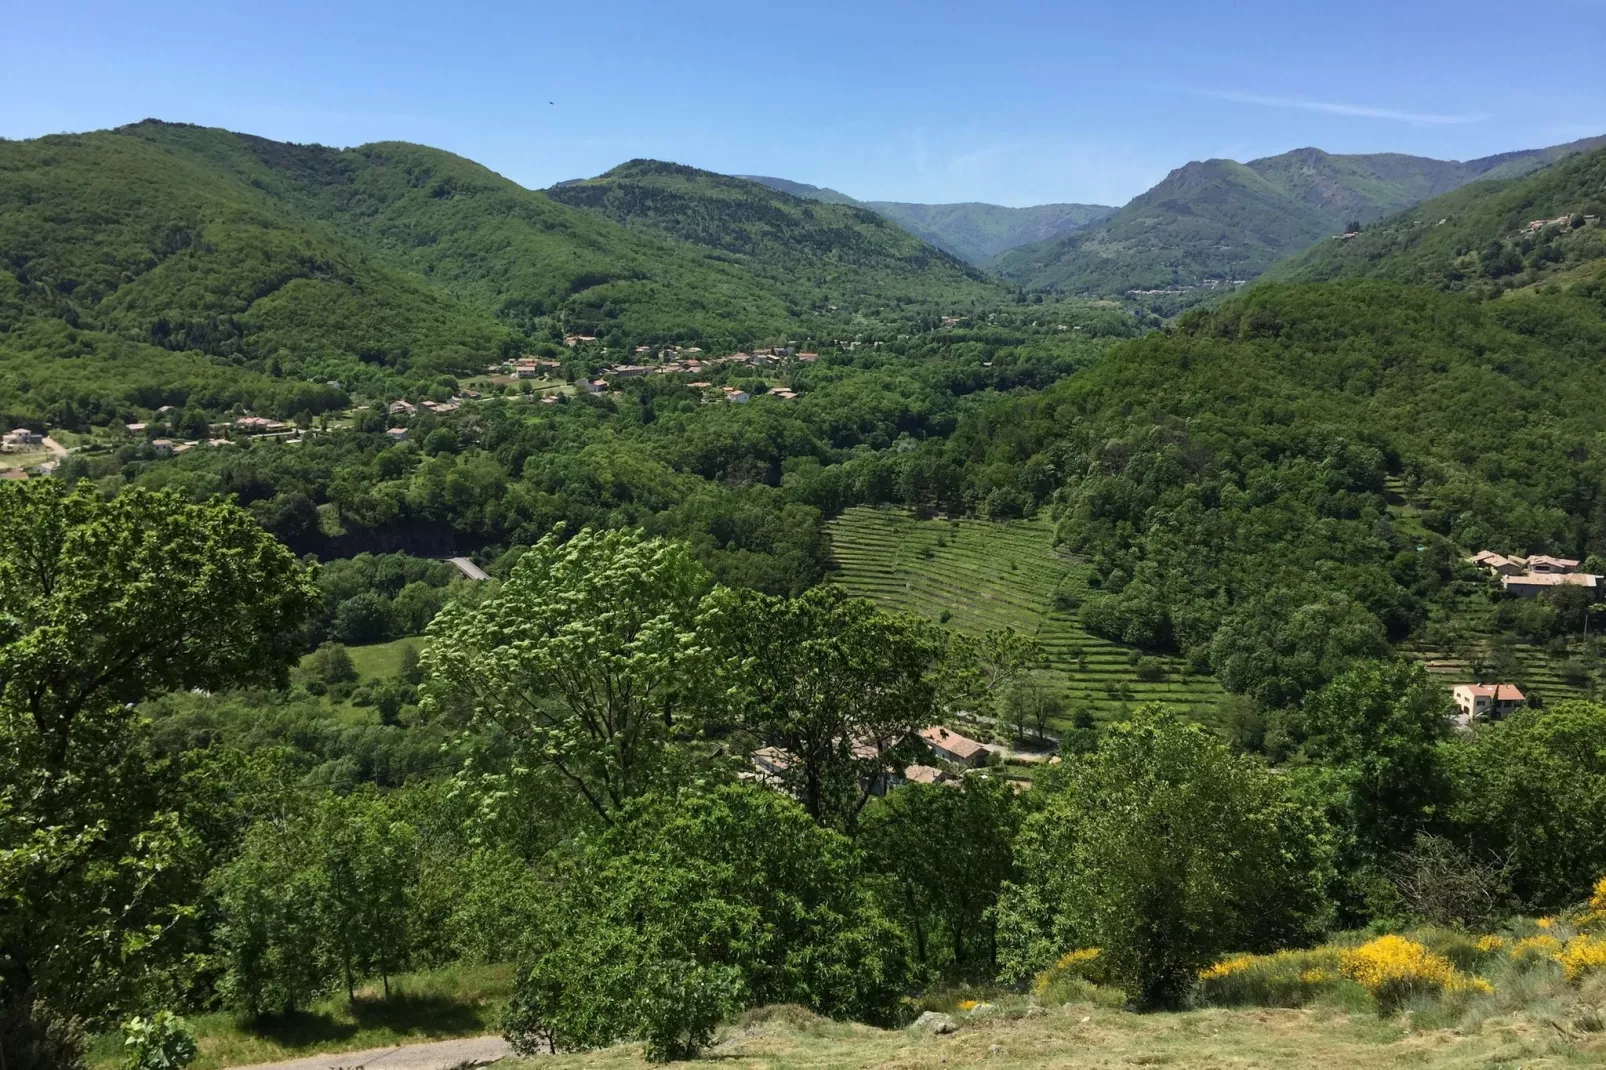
1339,935,1490,1010
120,1011,198,1070
1557,935,1606,983
0,996,88,1070
1195,947,1343,1008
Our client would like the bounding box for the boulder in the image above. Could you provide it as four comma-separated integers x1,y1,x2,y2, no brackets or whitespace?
912,1011,958,1035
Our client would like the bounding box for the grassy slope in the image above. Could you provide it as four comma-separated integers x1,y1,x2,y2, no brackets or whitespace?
545,160,1002,314
1268,145,1606,290
87,964,512,1070
509,999,1604,1069
826,507,1223,726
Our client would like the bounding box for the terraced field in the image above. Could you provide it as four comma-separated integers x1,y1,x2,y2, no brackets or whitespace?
825,506,1226,728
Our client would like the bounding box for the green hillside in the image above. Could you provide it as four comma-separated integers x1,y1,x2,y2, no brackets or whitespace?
545,160,1001,314
112,122,802,343
1269,144,1606,293
826,507,1225,727
861,200,1115,265
736,174,860,205
990,158,1335,296
992,138,1606,301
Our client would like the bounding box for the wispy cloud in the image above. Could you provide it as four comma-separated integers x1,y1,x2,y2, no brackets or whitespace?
1170,87,1486,126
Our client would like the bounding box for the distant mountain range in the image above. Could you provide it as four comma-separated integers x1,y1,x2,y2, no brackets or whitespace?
740,176,1115,266
988,137,1606,299
1267,143,1606,293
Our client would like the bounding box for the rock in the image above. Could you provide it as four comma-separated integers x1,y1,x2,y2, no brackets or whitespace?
1023,1004,1047,1018
913,1011,958,1035
989,1043,1005,1055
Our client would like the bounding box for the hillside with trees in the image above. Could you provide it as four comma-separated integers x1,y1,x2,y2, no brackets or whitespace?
1269,143,1606,293
991,137,1605,301
545,160,1002,311
739,173,1114,265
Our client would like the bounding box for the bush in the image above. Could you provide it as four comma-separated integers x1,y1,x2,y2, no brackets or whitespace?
1557,935,1606,983
1195,947,1343,1008
0,996,88,1070
1339,935,1490,1010
1134,656,1165,682
120,1010,198,1070
995,708,1333,1008
505,783,911,1060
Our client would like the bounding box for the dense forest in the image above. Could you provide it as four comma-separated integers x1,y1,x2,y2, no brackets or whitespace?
5,127,1606,1068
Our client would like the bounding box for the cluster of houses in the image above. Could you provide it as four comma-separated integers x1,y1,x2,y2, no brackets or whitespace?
1467,550,1601,596
746,723,992,798
1523,214,1598,234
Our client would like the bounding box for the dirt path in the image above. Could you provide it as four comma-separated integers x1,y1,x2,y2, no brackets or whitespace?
223,1034,512,1070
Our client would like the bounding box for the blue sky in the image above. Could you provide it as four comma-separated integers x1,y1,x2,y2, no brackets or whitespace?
4,0,1603,207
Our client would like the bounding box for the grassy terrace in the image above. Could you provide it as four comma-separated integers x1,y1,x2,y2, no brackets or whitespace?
825,507,1225,729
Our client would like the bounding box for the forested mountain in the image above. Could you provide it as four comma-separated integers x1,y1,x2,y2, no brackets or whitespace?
738,174,860,205
740,173,1114,265
991,136,1606,299
545,160,1001,310
861,200,1115,265
1270,144,1606,292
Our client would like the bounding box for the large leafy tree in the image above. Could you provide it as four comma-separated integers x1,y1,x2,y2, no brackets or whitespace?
0,482,317,1031
503,782,910,1062
699,585,944,832
995,707,1332,1008
860,774,1022,975
1446,701,1606,909
423,526,714,823
1282,658,1452,919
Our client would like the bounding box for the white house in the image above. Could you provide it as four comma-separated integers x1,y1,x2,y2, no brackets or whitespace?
1451,683,1526,726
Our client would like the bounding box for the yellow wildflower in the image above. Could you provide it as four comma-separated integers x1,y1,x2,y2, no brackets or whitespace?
1556,934,1606,983
1590,876,1606,914
1475,935,1505,954
1510,934,1563,964
1340,935,1460,1004
1054,947,1102,971
1299,968,1334,985
1536,916,1555,930
1199,955,1256,981
956,999,979,1012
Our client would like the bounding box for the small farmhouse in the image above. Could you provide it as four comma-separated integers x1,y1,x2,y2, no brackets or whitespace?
1502,572,1599,597
903,764,955,786
920,725,988,767
1451,683,1526,725
1468,550,1525,577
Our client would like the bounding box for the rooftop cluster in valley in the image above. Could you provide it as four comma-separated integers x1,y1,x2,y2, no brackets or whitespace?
1467,550,1601,595
745,722,1011,799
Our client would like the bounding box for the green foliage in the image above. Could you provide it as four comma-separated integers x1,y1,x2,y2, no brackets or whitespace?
860,775,1023,975
423,526,714,821
547,161,1002,315
996,708,1333,1008
699,584,944,830
0,995,88,1070
119,1010,197,1070
0,482,317,1023
1273,144,1606,294
1446,701,1606,909
1283,660,1454,918
503,783,910,1060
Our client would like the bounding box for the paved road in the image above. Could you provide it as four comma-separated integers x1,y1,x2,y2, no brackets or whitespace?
446,557,491,581
224,1034,512,1070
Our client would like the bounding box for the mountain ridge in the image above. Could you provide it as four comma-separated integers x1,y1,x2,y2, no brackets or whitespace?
990,135,1606,302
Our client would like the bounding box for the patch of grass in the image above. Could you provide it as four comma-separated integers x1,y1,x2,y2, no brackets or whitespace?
297,636,423,723
825,507,1224,729
506,997,1606,1069
88,963,513,1070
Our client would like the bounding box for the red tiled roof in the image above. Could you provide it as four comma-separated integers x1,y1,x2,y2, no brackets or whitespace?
920,725,987,761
